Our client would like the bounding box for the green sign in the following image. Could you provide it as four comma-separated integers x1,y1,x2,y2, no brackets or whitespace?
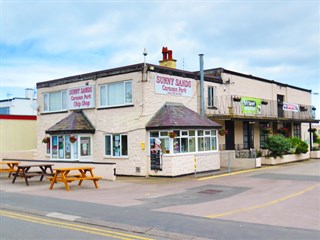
241,97,262,114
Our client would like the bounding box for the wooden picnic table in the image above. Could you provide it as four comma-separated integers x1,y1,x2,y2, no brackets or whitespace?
49,166,102,191
0,161,20,178
12,163,54,186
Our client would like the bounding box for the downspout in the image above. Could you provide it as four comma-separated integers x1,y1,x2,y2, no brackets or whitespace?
199,54,205,116
309,122,313,151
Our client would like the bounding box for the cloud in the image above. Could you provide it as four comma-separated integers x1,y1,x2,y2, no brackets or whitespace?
1,0,318,99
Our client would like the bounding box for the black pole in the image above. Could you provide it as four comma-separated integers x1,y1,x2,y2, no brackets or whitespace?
309,122,313,151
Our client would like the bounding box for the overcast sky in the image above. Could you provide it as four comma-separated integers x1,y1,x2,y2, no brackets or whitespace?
1,0,319,114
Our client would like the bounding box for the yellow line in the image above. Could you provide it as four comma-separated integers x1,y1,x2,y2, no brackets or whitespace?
206,183,320,219
197,166,278,181
0,210,154,240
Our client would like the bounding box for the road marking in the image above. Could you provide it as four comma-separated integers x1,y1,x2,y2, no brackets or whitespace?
0,210,154,240
206,183,320,219
197,166,278,181
46,212,81,221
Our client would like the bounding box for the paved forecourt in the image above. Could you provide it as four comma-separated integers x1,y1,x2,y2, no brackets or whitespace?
0,159,319,239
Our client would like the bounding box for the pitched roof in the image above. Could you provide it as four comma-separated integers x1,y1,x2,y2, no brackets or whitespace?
46,110,95,134
146,102,221,130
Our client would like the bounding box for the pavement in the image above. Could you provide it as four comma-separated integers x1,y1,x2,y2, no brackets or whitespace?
1,160,320,240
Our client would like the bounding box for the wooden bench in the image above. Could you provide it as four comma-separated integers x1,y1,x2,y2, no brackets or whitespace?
12,164,54,186
0,161,20,177
49,167,102,191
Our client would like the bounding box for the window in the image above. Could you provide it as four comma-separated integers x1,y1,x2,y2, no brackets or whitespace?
259,122,269,148
0,107,10,114
43,90,67,112
48,134,88,160
100,81,132,107
208,86,216,108
293,123,301,139
80,136,91,156
243,122,254,149
105,134,128,157
149,129,218,154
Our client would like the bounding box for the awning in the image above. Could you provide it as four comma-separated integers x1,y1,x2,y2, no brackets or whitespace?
46,110,95,134
146,102,221,130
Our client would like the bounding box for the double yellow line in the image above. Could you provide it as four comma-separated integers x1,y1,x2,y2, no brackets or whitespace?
0,210,154,240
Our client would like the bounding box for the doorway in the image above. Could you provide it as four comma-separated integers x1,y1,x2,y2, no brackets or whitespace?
243,121,254,149
225,120,235,150
277,95,284,118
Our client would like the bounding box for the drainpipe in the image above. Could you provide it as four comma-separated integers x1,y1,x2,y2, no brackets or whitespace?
309,122,313,151
199,54,205,116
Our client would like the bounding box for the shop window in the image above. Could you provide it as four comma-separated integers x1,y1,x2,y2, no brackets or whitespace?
105,134,128,157
208,86,216,108
100,81,132,107
80,136,91,156
150,129,218,154
43,90,67,112
48,134,85,160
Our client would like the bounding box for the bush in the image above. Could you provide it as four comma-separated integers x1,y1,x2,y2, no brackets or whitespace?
313,131,319,143
289,137,309,154
265,135,291,158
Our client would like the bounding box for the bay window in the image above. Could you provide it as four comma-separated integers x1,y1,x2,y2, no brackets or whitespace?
150,129,218,154
48,134,90,160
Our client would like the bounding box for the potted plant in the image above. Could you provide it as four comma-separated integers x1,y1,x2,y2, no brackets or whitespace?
168,131,177,138
42,136,50,143
233,96,241,102
277,127,289,135
308,128,317,133
261,127,271,134
70,135,77,143
218,128,228,136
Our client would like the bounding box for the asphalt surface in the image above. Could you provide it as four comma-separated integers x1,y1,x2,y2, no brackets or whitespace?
1,159,320,240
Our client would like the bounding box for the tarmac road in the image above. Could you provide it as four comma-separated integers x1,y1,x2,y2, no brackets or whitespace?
1,159,319,240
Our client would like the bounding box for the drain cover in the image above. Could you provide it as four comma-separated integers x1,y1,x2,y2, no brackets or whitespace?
198,189,222,194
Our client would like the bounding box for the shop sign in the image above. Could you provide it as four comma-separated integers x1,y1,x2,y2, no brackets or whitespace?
283,102,299,112
155,74,192,97
241,97,262,114
67,85,95,110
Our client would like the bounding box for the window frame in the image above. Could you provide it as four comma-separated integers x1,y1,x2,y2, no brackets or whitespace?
208,86,216,108
99,80,133,108
149,129,218,155
104,133,129,158
43,90,67,113
48,134,91,160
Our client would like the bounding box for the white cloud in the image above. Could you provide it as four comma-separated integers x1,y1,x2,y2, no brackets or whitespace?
1,0,319,107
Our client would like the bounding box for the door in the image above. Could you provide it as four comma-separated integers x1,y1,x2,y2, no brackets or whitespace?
277,95,284,118
243,121,254,149
225,120,235,150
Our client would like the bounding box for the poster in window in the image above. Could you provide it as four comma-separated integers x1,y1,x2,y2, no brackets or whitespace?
150,138,162,170
80,137,90,156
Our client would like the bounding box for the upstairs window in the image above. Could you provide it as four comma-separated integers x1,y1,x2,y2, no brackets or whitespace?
100,81,132,107
43,90,67,112
208,86,216,108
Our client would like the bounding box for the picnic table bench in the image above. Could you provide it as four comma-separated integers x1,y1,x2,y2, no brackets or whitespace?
0,161,20,177
49,166,102,191
12,163,54,186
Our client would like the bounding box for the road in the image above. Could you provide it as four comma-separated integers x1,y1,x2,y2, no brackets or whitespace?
0,159,319,240
0,209,161,240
